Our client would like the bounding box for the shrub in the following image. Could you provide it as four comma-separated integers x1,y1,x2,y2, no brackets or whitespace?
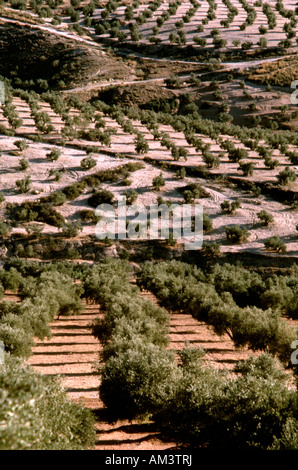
19,157,29,171
239,162,254,176
88,189,114,207
203,214,213,232
228,147,248,162
176,167,186,179
203,152,220,168
0,221,12,237
155,352,298,449
259,37,268,47
241,41,253,50
257,210,274,226
259,25,268,34
201,242,221,257
0,356,95,449
264,236,286,253
60,222,82,238
8,201,65,227
225,225,249,244
124,189,138,205
48,191,67,206
152,173,165,191
0,319,33,358
16,176,31,193
134,134,149,154
264,157,279,170
14,140,28,151
80,156,97,170
62,181,87,200
46,148,61,161
221,199,241,214
181,183,209,202
37,203,65,227
99,341,178,421
277,167,296,186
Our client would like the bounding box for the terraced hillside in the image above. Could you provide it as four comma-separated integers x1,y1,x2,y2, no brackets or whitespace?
0,0,298,453
0,72,297,257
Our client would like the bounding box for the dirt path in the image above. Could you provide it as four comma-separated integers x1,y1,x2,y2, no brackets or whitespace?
26,288,257,450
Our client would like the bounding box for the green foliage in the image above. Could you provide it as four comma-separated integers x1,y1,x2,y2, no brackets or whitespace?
138,261,297,366
201,242,221,257
14,140,28,151
16,176,31,194
239,161,254,176
208,263,264,307
264,236,287,253
155,353,298,449
123,189,138,205
100,342,178,421
83,259,174,420
62,181,87,200
60,221,82,238
134,134,149,154
203,213,213,232
88,189,114,207
7,201,65,227
47,191,67,206
79,209,99,223
176,167,186,179
46,148,61,161
152,173,165,191
80,156,97,170
225,225,249,244
181,183,209,202
0,356,95,450
24,223,44,237
19,156,29,171
277,167,296,186
257,210,274,226
0,267,83,358
0,323,33,358
0,221,12,237
221,199,241,214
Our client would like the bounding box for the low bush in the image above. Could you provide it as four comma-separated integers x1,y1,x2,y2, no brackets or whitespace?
264,236,287,253
88,189,114,208
7,202,65,227
225,225,249,244
154,353,298,449
258,210,274,226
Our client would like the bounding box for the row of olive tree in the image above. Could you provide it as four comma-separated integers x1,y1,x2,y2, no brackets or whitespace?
82,258,298,449
0,261,95,449
137,260,298,363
